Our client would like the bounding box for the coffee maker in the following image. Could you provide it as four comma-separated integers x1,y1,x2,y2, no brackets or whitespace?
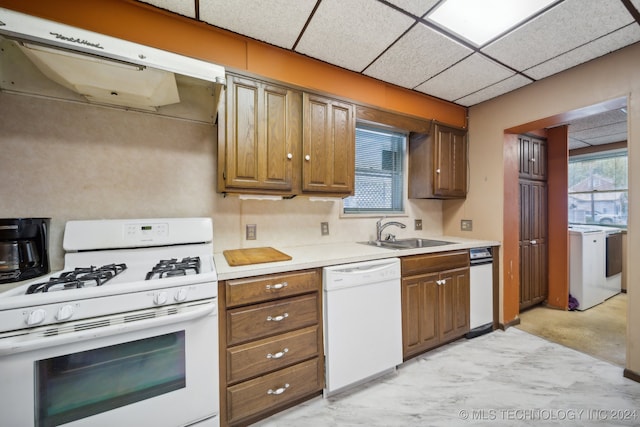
0,218,51,284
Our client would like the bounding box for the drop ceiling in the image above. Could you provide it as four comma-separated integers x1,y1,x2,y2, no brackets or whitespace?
138,0,637,146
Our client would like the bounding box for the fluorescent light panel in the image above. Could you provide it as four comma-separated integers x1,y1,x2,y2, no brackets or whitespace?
428,0,557,46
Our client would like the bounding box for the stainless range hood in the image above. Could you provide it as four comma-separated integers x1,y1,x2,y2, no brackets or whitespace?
0,7,225,113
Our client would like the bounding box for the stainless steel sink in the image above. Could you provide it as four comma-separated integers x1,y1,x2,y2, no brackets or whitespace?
360,238,454,250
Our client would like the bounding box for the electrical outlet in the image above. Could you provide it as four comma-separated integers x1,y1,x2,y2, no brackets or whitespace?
246,224,257,240
414,219,423,231
461,219,473,231
321,222,329,236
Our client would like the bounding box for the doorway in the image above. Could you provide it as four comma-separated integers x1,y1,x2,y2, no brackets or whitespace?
514,101,628,366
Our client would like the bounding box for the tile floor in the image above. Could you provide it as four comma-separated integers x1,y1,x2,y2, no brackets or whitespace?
256,328,640,426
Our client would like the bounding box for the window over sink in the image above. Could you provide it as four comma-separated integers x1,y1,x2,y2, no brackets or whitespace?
343,124,406,215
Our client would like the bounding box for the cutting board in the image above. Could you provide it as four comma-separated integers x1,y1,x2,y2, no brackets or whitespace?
223,247,292,267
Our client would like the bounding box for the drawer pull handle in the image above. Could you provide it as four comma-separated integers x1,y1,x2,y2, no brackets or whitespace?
266,282,288,290
267,348,289,359
267,383,290,395
266,313,289,322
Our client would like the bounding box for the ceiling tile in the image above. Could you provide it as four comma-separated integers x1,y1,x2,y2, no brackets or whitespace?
455,74,531,106
294,0,415,72
137,0,196,18
569,109,627,131
364,23,472,89
482,0,635,71
414,53,513,102
199,0,317,49
526,24,640,80
569,138,590,150
384,0,440,17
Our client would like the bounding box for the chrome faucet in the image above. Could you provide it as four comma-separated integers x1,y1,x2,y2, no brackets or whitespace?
376,217,406,242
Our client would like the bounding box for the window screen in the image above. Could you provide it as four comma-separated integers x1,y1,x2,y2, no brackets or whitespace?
343,125,405,214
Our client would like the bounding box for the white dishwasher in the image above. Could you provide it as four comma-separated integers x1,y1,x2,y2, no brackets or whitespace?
323,258,402,396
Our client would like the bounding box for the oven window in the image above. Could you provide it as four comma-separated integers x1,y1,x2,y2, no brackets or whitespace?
35,331,186,427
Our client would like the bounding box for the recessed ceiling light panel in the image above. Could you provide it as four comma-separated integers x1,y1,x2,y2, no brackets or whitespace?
427,0,557,46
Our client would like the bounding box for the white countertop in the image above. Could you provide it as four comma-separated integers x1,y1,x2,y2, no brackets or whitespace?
213,236,500,281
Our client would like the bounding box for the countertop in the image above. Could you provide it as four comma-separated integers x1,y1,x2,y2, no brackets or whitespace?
213,236,500,281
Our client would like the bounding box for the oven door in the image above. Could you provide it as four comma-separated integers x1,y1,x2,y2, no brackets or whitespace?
0,299,218,427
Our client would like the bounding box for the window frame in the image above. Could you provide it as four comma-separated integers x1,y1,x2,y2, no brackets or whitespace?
342,122,408,217
568,150,628,228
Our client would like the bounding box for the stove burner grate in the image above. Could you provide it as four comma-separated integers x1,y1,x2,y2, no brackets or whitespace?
145,257,201,280
26,263,127,294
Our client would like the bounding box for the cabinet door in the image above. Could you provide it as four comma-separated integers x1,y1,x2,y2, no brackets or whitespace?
401,273,439,358
438,267,470,343
433,123,467,198
223,75,301,192
518,135,547,180
519,179,547,309
302,93,354,194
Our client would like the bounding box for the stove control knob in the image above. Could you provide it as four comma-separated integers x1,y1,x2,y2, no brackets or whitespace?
175,288,188,302
154,291,168,305
26,309,46,326
56,305,75,321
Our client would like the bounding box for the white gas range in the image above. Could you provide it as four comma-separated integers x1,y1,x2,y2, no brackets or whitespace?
0,218,219,427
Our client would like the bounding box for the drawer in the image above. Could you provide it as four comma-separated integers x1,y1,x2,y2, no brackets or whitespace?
227,293,319,346
227,325,320,384
226,270,320,307
227,358,322,425
401,250,469,276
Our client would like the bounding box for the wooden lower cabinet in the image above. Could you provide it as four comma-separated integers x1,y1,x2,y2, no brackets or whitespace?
227,358,322,424
401,251,470,360
219,269,323,426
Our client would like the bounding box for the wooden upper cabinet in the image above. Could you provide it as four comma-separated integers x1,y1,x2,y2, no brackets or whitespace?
409,122,468,199
218,74,355,197
219,74,301,194
518,135,547,180
302,93,355,195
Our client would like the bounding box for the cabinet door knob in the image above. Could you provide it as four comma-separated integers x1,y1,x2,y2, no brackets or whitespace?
305,155,311,161
436,168,441,174
531,240,537,245
287,153,293,159
530,158,536,162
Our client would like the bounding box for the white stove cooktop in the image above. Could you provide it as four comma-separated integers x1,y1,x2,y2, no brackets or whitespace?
0,218,218,334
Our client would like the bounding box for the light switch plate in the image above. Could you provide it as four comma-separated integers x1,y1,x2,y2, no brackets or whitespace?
461,219,473,231
321,222,329,236
246,224,257,240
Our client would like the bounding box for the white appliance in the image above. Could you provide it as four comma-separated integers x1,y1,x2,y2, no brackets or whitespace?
323,258,402,396
467,247,493,338
0,218,219,427
569,227,613,310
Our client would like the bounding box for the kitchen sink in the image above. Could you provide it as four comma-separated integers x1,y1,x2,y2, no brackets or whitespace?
360,238,455,250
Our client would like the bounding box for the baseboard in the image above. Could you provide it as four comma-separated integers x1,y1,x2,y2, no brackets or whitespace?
498,317,521,330
624,368,640,383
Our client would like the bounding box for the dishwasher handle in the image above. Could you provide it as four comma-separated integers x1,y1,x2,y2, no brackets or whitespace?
327,260,399,275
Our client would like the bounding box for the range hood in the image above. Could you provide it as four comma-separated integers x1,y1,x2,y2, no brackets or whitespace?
0,7,225,111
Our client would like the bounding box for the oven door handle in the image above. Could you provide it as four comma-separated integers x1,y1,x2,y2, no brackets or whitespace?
0,301,216,356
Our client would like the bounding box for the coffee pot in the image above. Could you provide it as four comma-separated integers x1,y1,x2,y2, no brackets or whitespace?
0,218,50,284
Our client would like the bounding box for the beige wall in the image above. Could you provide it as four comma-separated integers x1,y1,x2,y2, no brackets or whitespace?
0,91,444,274
448,43,639,375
